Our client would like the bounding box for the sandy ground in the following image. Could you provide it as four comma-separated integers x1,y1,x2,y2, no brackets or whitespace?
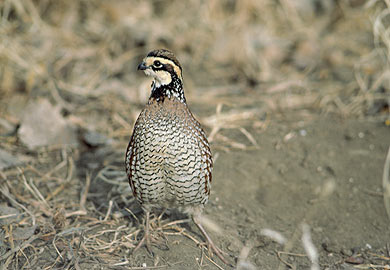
80,110,390,270
1,97,389,270
209,111,390,269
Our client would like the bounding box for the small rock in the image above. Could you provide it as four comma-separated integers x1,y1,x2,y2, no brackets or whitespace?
18,99,78,149
0,149,22,170
344,133,353,141
299,129,307,136
340,247,353,256
82,130,110,147
283,131,296,142
112,211,125,220
322,241,338,253
12,225,37,240
345,256,364,265
226,242,240,253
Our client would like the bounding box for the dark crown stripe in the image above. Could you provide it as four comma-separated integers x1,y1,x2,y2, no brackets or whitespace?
147,49,182,70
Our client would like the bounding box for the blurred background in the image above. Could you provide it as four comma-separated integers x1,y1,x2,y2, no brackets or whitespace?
1,0,389,124
1,1,390,269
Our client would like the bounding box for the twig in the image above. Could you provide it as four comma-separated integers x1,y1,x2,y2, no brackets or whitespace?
354,264,390,269
68,238,82,270
277,250,295,269
66,172,91,217
44,159,67,178
367,251,390,260
387,243,390,257
28,177,51,209
0,185,36,225
19,248,31,269
383,146,390,220
45,182,68,201
0,235,38,261
239,127,258,147
237,244,256,270
96,166,128,186
46,248,67,270
4,225,15,250
0,213,18,219
362,188,383,197
80,172,91,212
204,253,225,270
19,168,51,210
108,262,181,269
124,208,140,224
104,200,113,221
161,219,191,229
301,224,319,270
65,210,87,217
215,133,247,150
277,251,307,257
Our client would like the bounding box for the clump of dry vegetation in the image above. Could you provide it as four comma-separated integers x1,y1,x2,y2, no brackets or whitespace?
1,0,389,118
0,0,389,269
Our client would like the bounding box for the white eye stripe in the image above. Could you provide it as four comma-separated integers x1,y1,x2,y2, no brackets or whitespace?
145,57,182,79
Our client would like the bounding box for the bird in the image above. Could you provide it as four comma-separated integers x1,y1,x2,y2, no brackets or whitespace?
125,49,229,264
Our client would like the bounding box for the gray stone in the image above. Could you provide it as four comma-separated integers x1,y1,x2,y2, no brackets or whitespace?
83,130,110,147
18,99,78,149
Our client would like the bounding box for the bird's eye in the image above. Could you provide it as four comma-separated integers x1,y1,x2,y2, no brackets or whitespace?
153,60,162,67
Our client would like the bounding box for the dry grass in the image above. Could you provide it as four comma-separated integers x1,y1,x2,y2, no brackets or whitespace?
1,157,229,269
383,146,390,220
1,0,390,269
0,0,389,118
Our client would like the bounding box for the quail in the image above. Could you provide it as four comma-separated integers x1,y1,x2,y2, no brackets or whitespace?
125,49,228,264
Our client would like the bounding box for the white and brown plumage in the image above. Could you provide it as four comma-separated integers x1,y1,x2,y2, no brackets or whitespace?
125,49,228,264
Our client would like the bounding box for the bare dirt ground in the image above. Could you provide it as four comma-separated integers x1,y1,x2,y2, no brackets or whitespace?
121,110,390,270
210,111,390,269
2,108,390,270
1,1,390,270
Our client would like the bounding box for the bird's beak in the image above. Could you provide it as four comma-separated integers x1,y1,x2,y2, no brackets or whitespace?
137,61,147,70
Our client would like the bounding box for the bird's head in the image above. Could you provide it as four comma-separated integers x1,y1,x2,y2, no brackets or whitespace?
138,49,183,88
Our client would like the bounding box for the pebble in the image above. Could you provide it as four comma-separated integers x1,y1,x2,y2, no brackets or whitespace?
12,225,37,240
299,129,307,136
341,247,353,256
18,99,78,149
82,130,110,147
345,256,364,264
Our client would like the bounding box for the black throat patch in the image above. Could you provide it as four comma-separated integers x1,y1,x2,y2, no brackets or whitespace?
149,73,186,103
